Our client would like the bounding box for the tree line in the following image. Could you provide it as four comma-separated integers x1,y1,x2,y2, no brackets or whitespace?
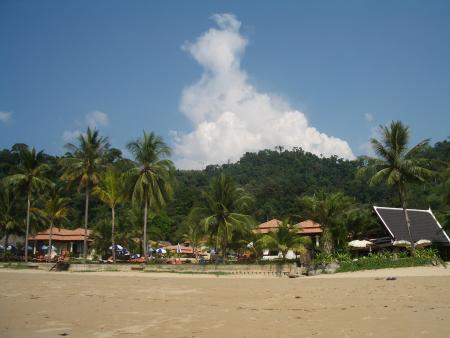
0,121,449,261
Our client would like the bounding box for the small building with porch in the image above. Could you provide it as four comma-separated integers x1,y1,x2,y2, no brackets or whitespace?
253,218,322,246
29,227,93,258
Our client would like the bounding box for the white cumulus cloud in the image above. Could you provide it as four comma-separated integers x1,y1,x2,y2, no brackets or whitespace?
173,14,355,169
86,111,108,128
364,113,374,122
62,111,109,142
0,111,12,123
62,129,82,142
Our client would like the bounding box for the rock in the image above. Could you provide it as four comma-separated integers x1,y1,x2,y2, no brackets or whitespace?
307,269,322,276
323,262,340,274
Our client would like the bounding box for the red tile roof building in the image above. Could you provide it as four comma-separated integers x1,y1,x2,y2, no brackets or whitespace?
253,219,323,236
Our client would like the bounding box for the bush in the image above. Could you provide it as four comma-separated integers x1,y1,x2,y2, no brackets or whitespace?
336,248,445,273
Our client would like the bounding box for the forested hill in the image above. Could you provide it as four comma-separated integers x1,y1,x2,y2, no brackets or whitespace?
169,139,449,228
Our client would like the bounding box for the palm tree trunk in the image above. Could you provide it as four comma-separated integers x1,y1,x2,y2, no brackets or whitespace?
48,220,53,263
25,191,31,263
4,233,9,260
143,195,148,262
84,185,89,263
399,187,415,256
111,206,116,264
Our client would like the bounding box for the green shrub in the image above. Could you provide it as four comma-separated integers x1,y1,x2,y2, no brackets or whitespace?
336,249,445,273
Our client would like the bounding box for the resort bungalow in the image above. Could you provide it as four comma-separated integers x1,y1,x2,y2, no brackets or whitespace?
29,227,93,258
253,219,323,260
253,219,322,242
371,206,450,259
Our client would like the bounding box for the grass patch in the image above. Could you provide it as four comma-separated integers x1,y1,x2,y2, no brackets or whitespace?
0,263,38,269
144,269,229,276
337,257,438,273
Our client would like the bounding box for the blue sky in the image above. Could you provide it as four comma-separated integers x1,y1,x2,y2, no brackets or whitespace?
1,1,449,168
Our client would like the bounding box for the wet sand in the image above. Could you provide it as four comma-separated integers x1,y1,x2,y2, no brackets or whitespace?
1,268,450,337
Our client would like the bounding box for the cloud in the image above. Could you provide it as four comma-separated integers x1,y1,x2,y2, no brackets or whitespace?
173,14,355,169
62,129,82,142
364,113,374,123
62,111,109,142
0,111,12,123
86,111,108,128
358,126,378,156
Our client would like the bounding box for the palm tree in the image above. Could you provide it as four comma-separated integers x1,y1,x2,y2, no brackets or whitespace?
189,173,254,262
35,191,71,262
93,168,126,263
126,131,175,261
0,183,21,259
297,191,352,254
60,127,109,262
4,147,52,262
255,220,312,259
363,121,433,255
183,223,203,261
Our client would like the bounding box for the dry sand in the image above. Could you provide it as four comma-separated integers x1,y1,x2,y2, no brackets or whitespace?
1,267,450,338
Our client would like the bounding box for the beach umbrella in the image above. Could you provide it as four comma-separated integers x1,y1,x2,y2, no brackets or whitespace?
348,240,373,248
176,243,182,254
41,245,57,251
155,248,167,254
415,239,432,249
109,244,124,251
6,244,17,251
393,240,411,248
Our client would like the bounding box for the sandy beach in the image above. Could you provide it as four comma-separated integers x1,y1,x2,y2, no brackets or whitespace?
1,267,450,338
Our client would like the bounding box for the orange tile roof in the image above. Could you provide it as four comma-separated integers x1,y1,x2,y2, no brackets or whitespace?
253,219,322,235
29,227,93,242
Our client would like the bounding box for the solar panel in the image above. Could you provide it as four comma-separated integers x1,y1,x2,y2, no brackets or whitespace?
374,207,450,245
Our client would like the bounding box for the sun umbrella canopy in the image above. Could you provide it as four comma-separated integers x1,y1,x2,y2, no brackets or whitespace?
41,245,57,251
6,245,17,251
109,244,124,251
155,248,167,254
348,240,373,248
393,240,412,247
415,239,432,248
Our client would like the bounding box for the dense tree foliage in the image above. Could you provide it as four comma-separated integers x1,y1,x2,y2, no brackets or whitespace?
1,130,448,256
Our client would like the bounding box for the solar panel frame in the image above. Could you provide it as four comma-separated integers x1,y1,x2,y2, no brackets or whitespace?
373,206,450,246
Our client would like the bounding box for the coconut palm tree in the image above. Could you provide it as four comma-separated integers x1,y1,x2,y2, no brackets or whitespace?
297,191,352,254
126,131,175,261
0,183,21,259
255,220,312,259
4,147,52,262
363,121,433,255
93,168,127,263
60,127,109,262
183,223,203,261
189,173,254,262
34,191,72,262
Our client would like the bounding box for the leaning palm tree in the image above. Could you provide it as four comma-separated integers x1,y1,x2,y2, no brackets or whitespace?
189,173,254,262
4,147,52,262
93,168,127,263
362,121,433,255
126,131,175,261
60,127,110,262
255,220,312,259
35,191,72,262
297,191,352,254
